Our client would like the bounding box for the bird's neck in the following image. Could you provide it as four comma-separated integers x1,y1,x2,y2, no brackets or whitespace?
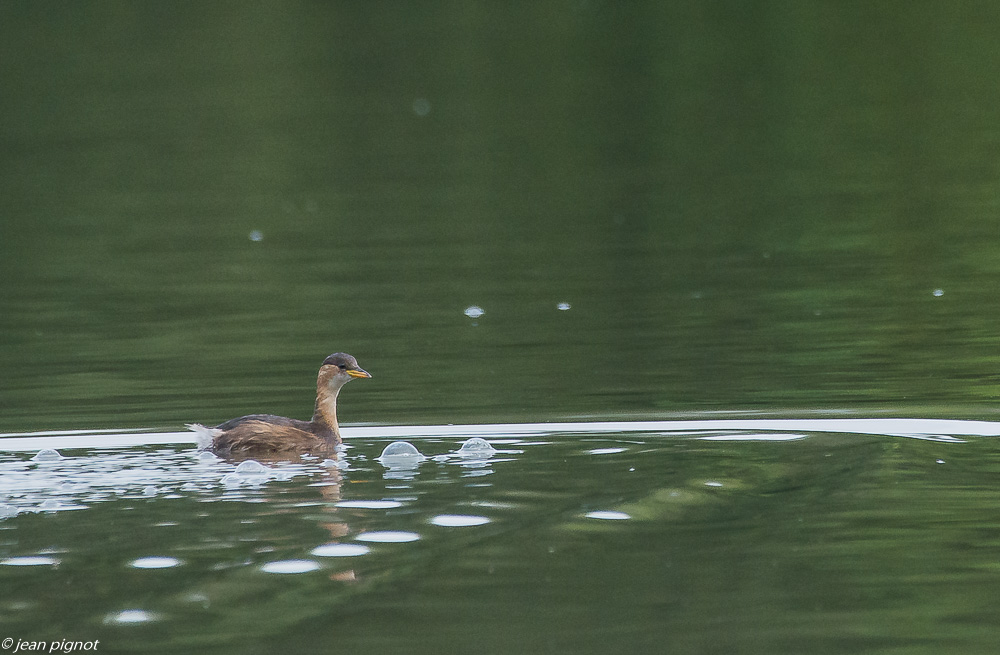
312,369,344,442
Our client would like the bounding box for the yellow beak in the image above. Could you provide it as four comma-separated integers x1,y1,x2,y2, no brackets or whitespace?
347,368,372,379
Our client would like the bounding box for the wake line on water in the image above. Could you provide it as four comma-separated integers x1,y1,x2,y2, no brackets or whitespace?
2,418,999,451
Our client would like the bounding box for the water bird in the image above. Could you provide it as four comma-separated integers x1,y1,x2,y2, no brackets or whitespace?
188,353,370,458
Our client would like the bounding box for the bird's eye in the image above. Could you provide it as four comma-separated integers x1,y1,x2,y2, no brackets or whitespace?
338,364,347,370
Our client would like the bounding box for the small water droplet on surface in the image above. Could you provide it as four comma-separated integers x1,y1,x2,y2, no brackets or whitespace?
105,609,157,624
249,230,263,242
585,511,631,521
557,302,571,311
429,514,491,527
932,289,944,297
2,556,59,566
355,531,421,543
311,543,371,557
412,97,431,116
131,556,181,569
588,447,627,455
260,559,321,574
464,305,485,318
336,500,404,509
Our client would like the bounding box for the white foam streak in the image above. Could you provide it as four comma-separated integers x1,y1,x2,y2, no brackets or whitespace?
1,418,996,453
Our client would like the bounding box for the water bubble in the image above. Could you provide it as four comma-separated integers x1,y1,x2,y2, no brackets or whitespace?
585,511,631,520
464,305,485,318
429,514,491,527
932,289,944,297
249,230,263,242
235,460,267,475
456,437,496,457
378,443,426,480
31,449,63,462
142,486,158,497
196,451,219,463
355,531,421,543
311,543,371,557
261,559,321,574
412,97,431,117
379,442,424,459
704,481,723,487
130,557,181,569
220,474,242,487
557,302,571,311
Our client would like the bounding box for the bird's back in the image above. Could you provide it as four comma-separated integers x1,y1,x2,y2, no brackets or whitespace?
196,414,337,458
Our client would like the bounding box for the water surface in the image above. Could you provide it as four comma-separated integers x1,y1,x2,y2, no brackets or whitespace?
5,3,1000,653
2,420,1000,653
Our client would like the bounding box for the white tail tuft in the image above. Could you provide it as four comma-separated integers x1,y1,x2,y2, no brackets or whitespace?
186,424,220,450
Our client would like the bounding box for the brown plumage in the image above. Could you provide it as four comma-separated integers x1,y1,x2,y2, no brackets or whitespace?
188,353,371,459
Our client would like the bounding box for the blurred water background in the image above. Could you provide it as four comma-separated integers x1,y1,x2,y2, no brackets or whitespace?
4,2,1000,653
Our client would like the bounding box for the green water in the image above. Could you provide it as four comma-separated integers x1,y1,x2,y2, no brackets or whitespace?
2,428,1000,655
4,2,1000,653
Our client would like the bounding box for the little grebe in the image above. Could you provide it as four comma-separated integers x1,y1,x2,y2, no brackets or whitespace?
188,352,371,458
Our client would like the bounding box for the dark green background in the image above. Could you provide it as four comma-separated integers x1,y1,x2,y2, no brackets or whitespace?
5,4,1000,654
4,2,1000,432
